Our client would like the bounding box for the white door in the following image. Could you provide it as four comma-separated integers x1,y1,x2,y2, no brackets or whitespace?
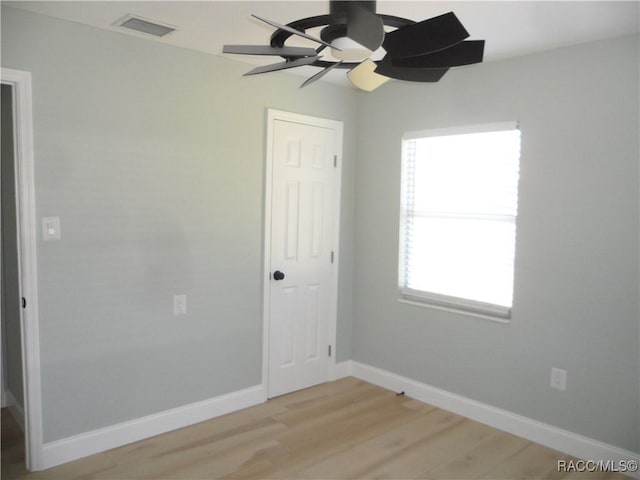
266,112,341,398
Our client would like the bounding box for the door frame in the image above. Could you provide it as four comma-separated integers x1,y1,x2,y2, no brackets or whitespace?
262,109,343,399
1,68,44,471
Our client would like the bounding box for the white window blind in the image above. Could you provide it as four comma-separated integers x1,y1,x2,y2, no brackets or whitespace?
399,123,521,319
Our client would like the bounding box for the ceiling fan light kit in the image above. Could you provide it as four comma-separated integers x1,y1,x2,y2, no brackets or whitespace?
223,0,485,92
347,59,390,91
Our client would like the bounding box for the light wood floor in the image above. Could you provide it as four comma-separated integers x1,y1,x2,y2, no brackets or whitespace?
1,377,629,479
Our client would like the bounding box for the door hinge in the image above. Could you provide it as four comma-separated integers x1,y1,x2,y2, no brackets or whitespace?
334,155,337,168
330,251,334,264
328,345,332,357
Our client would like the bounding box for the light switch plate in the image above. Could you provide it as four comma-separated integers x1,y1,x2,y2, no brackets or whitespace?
550,367,567,391
173,294,187,315
42,217,61,241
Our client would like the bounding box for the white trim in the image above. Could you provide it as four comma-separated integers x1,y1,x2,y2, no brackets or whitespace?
403,120,519,140
400,288,512,319
6,388,25,432
349,361,639,479
262,109,343,399
397,297,511,324
41,384,264,470
330,360,353,381
1,68,43,472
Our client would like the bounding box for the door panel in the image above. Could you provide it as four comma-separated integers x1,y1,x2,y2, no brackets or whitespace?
268,119,337,398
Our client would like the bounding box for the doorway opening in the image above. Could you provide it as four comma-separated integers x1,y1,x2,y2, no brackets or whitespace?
2,82,26,428
1,68,43,471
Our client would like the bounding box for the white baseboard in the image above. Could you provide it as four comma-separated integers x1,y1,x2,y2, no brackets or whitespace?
5,389,25,432
40,384,264,471
38,362,352,471
349,360,639,479
33,363,639,478
331,360,353,380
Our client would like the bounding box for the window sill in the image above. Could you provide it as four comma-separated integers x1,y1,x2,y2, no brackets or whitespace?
398,290,511,324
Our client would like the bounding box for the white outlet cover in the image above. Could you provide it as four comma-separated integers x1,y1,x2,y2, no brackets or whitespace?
550,367,567,391
173,294,187,315
42,216,61,241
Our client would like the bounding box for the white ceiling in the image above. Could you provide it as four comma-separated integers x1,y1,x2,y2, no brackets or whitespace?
5,1,640,86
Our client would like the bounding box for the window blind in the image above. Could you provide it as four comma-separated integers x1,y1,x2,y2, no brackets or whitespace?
399,124,521,318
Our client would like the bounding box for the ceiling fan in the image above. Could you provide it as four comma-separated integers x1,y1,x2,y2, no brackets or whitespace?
223,1,485,92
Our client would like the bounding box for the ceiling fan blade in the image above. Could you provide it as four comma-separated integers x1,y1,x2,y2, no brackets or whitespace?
374,60,449,82
243,56,320,76
383,12,469,59
251,14,337,50
300,61,344,88
345,3,385,52
392,41,485,68
223,45,319,57
347,59,390,92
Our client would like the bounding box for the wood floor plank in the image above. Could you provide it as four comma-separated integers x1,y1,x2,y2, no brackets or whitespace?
1,378,632,480
292,407,463,479
96,420,285,479
1,410,29,480
270,381,387,427
269,377,365,409
232,394,423,478
354,417,496,479
12,451,116,480
423,428,530,479
485,442,573,479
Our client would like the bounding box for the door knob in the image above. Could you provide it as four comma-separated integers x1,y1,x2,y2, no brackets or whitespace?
273,270,285,281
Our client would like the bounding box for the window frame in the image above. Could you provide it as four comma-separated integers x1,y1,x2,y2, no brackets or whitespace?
398,121,521,322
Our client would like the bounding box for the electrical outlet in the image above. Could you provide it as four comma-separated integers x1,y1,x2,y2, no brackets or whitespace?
550,367,567,391
173,294,187,315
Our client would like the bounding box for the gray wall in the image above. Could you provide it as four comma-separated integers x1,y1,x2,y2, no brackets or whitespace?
1,83,24,410
352,34,639,453
1,6,356,442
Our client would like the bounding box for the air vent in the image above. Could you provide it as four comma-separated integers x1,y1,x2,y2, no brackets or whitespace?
115,15,175,37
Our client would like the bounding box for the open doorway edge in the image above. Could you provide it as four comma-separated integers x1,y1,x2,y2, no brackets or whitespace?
1,67,44,471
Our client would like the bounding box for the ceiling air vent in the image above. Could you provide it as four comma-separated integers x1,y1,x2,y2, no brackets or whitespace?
115,15,175,37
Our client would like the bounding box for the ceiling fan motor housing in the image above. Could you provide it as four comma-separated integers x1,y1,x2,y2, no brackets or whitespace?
329,1,376,16
321,1,382,62
320,1,378,44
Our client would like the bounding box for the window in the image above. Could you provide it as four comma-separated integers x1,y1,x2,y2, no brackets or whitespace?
399,122,521,319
